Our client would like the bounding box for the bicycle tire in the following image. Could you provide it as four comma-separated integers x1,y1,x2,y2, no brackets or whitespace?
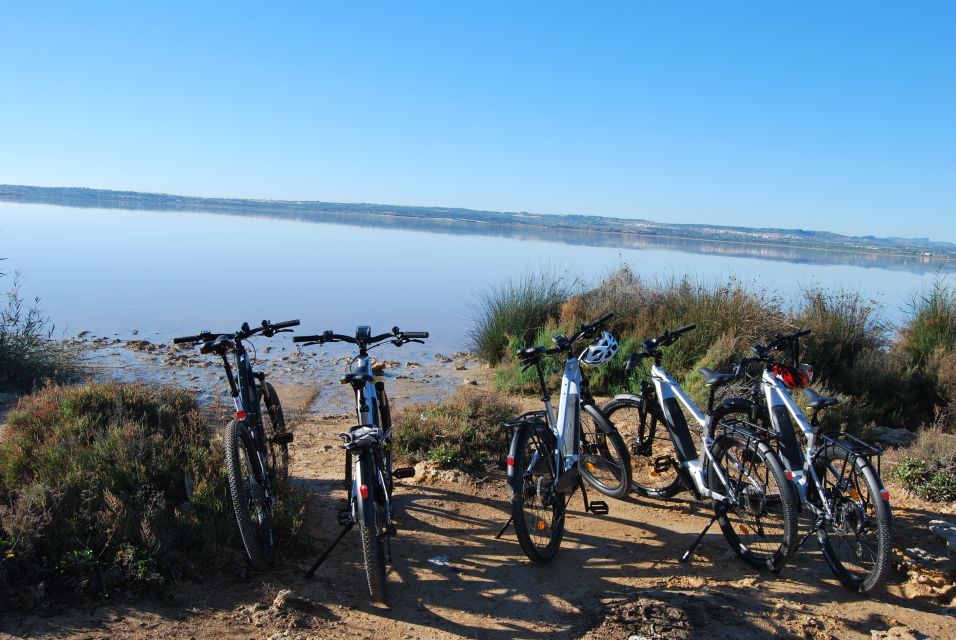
508,424,565,563
357,452,388,602
708,419,797,572
578,403,632,498
224,418,275,570
601,397,682,498
813,443,892,594
261,381,290,483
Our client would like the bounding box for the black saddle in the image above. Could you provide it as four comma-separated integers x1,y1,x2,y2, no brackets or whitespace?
341,372,375,386
698,367,736,387
518,345,547,362
804,388,840,410
199,335,234,355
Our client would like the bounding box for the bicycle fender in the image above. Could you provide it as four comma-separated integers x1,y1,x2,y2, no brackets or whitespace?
611,393,643,406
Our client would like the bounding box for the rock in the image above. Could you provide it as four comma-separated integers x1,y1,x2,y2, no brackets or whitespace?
871,626,923,640
904,547,951,570
467,379,479,385
433,353,452,363
272,589,319,614
75,330,90,338
929,520,956,555
405,361,421,368
869,427,917,447
454,364,467,370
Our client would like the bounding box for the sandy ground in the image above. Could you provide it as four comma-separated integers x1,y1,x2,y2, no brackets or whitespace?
1,375,954,640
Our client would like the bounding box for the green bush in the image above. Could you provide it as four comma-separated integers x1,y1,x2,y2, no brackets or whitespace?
0,383,309,608
898,280,956,370
393,387,519,470
468,267,579,365
0,272,79,390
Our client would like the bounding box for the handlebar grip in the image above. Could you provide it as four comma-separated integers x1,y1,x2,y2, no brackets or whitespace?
293,335,321,343
795,328,812,338
404,331,429,339
592,312,614,326
271,319,300,330
172,335,197,344
674,323,697,335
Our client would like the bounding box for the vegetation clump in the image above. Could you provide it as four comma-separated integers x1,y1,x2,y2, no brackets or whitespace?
0,382,308,608
392,387,519,470
0,272,78,390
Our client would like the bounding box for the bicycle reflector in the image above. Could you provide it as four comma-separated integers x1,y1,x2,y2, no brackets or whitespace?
773,363,814,389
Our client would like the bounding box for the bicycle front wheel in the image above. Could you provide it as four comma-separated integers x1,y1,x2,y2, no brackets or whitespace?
708,425,797,572
261,381,290,483
601,397,682,498
579,403,632,499
508,424,565,563
813,443,892,594
357,453,388,602
224,419,275,570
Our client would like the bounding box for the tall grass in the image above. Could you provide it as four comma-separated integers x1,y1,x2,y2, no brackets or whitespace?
469,267,578,365
0,383,309,608
899,280,956,369
0,272,78,390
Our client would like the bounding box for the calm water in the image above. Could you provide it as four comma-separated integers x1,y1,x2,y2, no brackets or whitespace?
1,202,952,354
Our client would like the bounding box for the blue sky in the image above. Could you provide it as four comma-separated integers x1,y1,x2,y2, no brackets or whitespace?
1,2,954,241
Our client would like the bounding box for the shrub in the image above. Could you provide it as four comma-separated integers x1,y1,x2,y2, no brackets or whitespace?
0,272,79,390
898,279,956,370
392,387,519,470
0,383,308,608
888,424,956,503
468,267,578,365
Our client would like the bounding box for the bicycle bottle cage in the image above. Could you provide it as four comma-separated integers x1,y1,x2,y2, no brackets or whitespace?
339,425,383,450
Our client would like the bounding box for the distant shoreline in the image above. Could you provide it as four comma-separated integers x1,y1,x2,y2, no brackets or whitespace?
2,184,954,267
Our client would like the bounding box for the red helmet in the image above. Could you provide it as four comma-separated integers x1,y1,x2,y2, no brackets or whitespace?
773,363,814,389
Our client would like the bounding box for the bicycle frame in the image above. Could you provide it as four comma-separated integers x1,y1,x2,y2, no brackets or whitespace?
221,343,270,485
757,369,836,519
647,364,734,502
345,355,392,529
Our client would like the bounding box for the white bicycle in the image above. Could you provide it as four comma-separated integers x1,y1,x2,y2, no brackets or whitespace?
498,312,632,563
601,323,798,571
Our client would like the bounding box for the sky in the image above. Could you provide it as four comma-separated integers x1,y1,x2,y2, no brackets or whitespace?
1,1,954,241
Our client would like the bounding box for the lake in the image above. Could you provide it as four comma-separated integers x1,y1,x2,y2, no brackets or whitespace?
1,202,952,356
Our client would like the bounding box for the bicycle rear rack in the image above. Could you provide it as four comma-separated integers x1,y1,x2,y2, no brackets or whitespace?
818,431,884,475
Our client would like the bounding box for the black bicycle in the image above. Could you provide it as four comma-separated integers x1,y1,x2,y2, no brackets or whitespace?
296,325,427,603
173,318,298,570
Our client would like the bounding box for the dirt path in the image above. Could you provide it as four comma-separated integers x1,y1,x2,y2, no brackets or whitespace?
1,382,954,640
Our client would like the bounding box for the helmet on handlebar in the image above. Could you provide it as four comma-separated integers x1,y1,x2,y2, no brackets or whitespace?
579,331,619,368
772,363,814,389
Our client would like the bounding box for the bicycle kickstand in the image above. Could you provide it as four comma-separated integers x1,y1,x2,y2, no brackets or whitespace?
495,515,514,539
680,501,725,563
305,520,354,578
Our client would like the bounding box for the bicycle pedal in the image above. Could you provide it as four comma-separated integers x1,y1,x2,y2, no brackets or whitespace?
653,455,674,473
587,500,609,515
337,509,353,527
392,467,416,479
271,432,294,445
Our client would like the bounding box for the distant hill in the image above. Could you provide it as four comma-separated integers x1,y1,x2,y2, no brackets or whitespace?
2,183,954,259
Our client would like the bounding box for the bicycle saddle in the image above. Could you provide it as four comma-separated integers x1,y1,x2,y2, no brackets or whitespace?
804,388,840,410
199,335,235,355
340,425,382,449
698,367,736,387
518,345,547,361
341,372,375,385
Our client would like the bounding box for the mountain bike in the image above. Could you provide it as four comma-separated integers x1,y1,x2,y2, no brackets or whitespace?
498,313,631,563
173,318,299,570
723,329,892,593
296,325,427,603
600,323,798,571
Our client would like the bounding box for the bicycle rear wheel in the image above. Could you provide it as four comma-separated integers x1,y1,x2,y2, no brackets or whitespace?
601,397,682,498
813,443,892,594
708,424,797,572
508,424,565,563
579,403,632,499
357,453,388,602
224,419,275,570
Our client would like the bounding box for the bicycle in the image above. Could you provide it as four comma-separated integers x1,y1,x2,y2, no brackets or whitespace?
723,328,892,593
295,325,427,603
600,323,798,571
497,312,631,563
173,318,299,570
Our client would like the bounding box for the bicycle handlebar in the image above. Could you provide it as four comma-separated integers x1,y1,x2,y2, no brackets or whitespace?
173,318,299,345
294,327,429,347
